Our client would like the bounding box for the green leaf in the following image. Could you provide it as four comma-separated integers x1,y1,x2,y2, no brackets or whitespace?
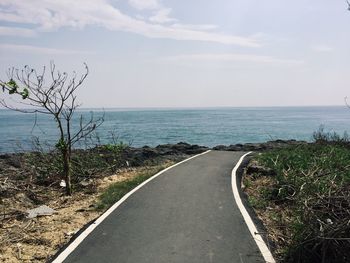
55,138,67,151
9,88,16,94
7,79,18,88
7,79,18,94
21,88,29,99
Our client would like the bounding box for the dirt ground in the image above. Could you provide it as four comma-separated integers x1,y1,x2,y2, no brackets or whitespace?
242,159,294,261
0,166,169,263
1,143,207,263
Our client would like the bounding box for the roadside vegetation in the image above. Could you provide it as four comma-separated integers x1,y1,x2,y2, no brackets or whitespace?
244,128,350,262
0,142,203,262
0,62,104,195
24,142,130,190
96,162,173,211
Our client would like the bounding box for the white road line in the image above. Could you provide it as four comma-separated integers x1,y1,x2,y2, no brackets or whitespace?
231,152,276,263
52,150,211,263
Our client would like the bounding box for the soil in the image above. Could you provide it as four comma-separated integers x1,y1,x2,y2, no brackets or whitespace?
0,165,178,263
0,142,206,262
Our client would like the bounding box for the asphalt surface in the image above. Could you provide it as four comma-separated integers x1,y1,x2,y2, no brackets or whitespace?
62,151,264,263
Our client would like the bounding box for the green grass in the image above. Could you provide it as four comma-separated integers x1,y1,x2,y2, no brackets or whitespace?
248,195,268,209
258,143,350,198
96,164,172,211
248,143,350,262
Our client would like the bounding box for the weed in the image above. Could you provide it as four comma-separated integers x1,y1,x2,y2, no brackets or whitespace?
96,163,172,211
313,125,349,145
101,142,128,153
248,195,267,209
245,142,350,262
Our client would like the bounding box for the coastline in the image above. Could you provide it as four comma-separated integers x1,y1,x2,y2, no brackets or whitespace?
2,105,350,154
0,139,307,156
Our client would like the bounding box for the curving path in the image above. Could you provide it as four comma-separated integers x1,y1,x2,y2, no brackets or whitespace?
55,151,268,263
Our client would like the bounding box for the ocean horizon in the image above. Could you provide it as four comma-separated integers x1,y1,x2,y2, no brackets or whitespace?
1,105,350,153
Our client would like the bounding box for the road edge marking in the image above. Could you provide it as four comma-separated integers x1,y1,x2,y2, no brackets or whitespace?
52,150,211,263
231,152,276,263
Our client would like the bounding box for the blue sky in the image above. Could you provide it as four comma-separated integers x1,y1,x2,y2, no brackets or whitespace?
0,0,349,108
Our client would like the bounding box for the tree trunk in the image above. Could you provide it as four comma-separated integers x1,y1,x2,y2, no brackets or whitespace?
63,149,72,195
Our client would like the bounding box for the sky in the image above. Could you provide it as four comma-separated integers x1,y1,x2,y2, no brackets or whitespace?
0,0,350,108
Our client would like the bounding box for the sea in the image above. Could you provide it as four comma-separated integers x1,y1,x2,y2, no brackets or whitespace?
1,106,350,153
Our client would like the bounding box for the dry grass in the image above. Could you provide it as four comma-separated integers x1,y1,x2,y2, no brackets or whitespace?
243,168,294,259
0,163,174,262
243,143,350,262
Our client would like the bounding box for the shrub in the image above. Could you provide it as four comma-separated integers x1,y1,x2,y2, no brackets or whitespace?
252,143,350,262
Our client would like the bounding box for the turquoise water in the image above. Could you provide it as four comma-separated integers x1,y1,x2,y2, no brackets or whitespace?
1,106,350,153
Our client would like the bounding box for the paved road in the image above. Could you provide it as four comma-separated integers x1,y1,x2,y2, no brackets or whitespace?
62,151,264,263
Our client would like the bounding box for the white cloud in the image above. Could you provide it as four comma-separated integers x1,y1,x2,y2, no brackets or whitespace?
0,0,261,47
135,14,145,20
128,0,160,10
130,1,176,24
162,53,304,65
171,24,218,31
311,45,334,52
250,32,266,39
0,26,37,37
0,43,90,54
149,8,176,23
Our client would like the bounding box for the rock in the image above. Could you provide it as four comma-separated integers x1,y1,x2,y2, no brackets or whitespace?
79,179,92,187
59,180,66,187
6,156,22,168
154,142,208,155
0,154,11,160
26,205,56,219
65,230,78,236
120,142,209,166
213,140,307,152
246,163,275,176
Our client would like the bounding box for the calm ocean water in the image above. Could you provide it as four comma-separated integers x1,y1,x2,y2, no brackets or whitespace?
1,106,350,153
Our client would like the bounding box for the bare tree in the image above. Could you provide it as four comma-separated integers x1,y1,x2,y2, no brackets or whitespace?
0,62,104,195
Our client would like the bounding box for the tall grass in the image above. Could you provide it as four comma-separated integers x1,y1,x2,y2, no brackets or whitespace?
248,141,350,262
